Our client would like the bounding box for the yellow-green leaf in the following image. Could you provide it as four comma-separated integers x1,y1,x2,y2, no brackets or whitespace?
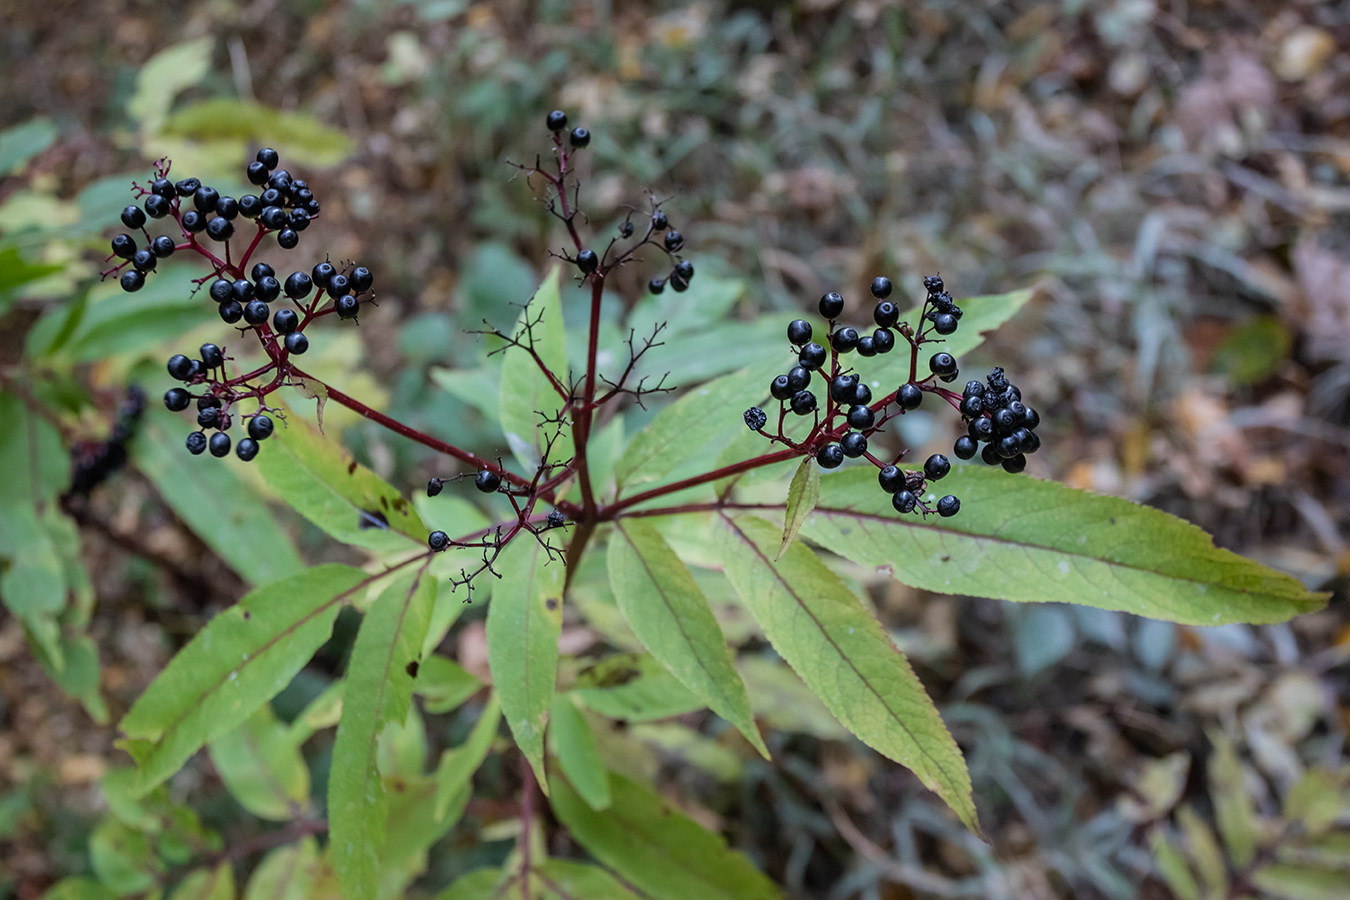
243,838,320,900
208,704,309,821
778,458,820,560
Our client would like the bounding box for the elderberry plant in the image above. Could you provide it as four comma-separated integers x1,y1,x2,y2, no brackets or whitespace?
59,112,1324,899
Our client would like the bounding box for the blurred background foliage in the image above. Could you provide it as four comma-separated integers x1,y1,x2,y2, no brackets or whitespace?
1,0,1349,898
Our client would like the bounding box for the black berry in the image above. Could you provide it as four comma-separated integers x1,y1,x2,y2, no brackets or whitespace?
244,300,270,325
669,272,689,292
673,260,694,281
878,465,905,493
872,328,895,354
923,454,951,481
546,110,568,132
929,352,957,377
790,390,817,415
744,407,767,431
953,435,977,460
818,291,844,319
200,343,223,369
131,249,157,272
798,342,827,370
829,374,859,404
787,319,812,345
206,216,234,242
968,416,993,441
121,205,146,229
167,354,193,381
260,206,287,230
327,274,349,298
816,444,844,469
181,210,206,232
164,388,191,411
569,127,590,148
216,197,239,220
892,490,917,514
855,336,876,357
151,235,176,258
150,178,174,197
831,327,859,354
255,276,281,302
276,228,299,249
619,220,634,238
219,300,244,324
273,308,299,333
335,295,359,319
1002,454,1027,474
175,177,201,196
186,432,207,455
663,230,684,252
427,477,444,497
770,375,794,401
350,267,373,293
874,301,898,328
209,432,231,458
256,147,280,169
248,415,274,440
850,383,872,406
924,274,944,295
284,332,309,354
960,395,984,418
847,404,875,430
840,432,868,458
897,383,923,410
144,194,171,219
649,277,665,294
870,276,892,299
428,530,450,551
238,195,262,217
936,495,960,517
786,366,811,392
576,249,599,273
652,210,669,230
236,438,260,462
284,272,312,298
933,313,957,335
193,186,219,213
475,469,501,493
111,234,136,259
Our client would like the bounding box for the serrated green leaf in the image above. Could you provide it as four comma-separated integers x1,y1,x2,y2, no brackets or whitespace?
486,535,563,793
127,38,214,133
415,655,482,714
257,402,426,552
552,771,780,900
572,652,703,722
244,838,320,900
778,458,819,560
208,704,309,821
498,266,567,470
120,564,367,792
1208,729,1257,865
1252,865,1350,900
802,467,1326,625
607,521,766,756
135,410,305,586
550,693,610,810
170,864,234,900
89,819,160,895
433,694,501,822
0,116,59,176
161,99,354,168
534,860,643,899
720,515,979,836
330,569,436,900
38,878,119,900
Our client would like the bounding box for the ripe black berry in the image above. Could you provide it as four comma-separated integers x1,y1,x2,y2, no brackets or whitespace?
238,195,262,218
219,301,243,324
164,388,191,411
1002,454,1027,474
991,408,1016,435
923,454,951,481
193,186,219,213
209,432,231,458
276,228,299,249
829,374,859,404
111,234,136,258
997,434,1023,459
744,406,767,430
186,432,207,455
878,466,905,493
248,415,274,440
855,336,876,357
790,390,817,415
288,209,310,231
546,110,568,132
619,220,634,238
816,443,844,469
284,272,312,298
963,380,985,397
673,259,694,281
652,210,669,230
327,274,349,298
870,276,892,299
216,197,239,219
897,383,923,410
663,230,684,251
257,147,280,169
151,235,176,258
953,436,977,460
150,177,174,197
255,276,281,302
933,313,957,335
284,332,309,354
197,407,222,429
968,416,993,441
669,273,689,292
770,375,794,401
335,295,359,319
200,343,223,369
1022,406,1040,429
273,308,299,333
260,206,287,230
831,327,859,354
350,266,373,293
131,249,157,272
981,443,1001,466
929,352,957,377
236,438,260,462
569,127,591,148
145,194,172,219
1021,430,1041,454
847,404,875,430
648,277,665,294
786,366,811,392
197,395,220,411
936,495,960,517
798,342,826,370
873,301,898,328
787,319,812,345
267,170,292,192
475,469,501,493
851,383,872,406
167,354,193,380
175,177,201,196
250,263,274,281
818,291,844,319
428,530,450,551
960,394,984,418
892,490,917,514
427,477,443,497
247,161,270,185
244,300,270,325
121,205,146,229
576,249,599,273
841,432,868,458
181,210,206,232
206,216,234,242
872,328,895,354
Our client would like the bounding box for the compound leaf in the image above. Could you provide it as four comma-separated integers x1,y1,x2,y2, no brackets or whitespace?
120,564,367,793
607,520,766,757
801,467,1326,625
498,266,567,471
719,515,979,836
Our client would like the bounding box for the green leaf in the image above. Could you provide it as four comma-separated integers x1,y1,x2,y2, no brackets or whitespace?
534,860,643,899
89,818,160,895
550,693,610,810
120,564,367,792
1151,828,1200,900
498,266,567,470
330,569,437,900
0,247,62,299
1251,865,1350,900
778,459,820,560
380,773,469,899
630,723,743,782
54,267,211,363
1284,766,1349,836
244,838,320,900
161,99,354,167
486,535,563,793
572,652,704,722
127,38,214,133
607,521,766,756
208,704,310,821
135,410,305,586
170,864,234,900
0,501,66,618
720,515,980,836
1210,315,1291,386
433,869,506,900
0,116,59,176
38,878,119,900
433,694,501,822
552,771,780,900
1208,729,1257,866
1176,806,1227,897
256,403,427,553
801,466,1326,625
0,391,67,505
415,655,483,714
614,359,782,488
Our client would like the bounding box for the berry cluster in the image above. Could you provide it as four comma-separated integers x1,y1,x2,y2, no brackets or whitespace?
67,387,146,497
743,274,1043,518
105,151,376,463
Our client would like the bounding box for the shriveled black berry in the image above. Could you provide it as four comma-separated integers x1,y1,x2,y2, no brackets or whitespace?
475,469,501,493
256,276,281,302
219,300,243,324
790,390,817,416
663,230,684,251
953,436,978,460
798,342,827,370
206,216,234,242
121,205,146,229
276,228,299,249
327,274,349,298
744,406,767,431
831,327,859,354
569,127,591,148
236,438,259,461
892,490,917,514
167,354,193,381
151,235,176,258
816,444,844,469
199,343,223,369
878,465,905,493
968,416,993,441
770,375,794,401
131,249,157,272
933,313,957,335
546,509,565,528
244,300,270,325
284,332,309,354
936,495,960,517
350,266,373,293
787,319,812,345
929,352,957,377
872,328,895,354
841,432,868,458
164,388,191,411
175,177,201,196
238,194,262,217
924,454,951,481
870,276,892,299
674,259,694,281
216,196,239,219
963,380,985,397
576,249,599,273
248,415,274,440
1002,454,1027,474
186,431,207,455
111,234,136,258
960,394,984,418
257,147,280,169
829,374,859,404
284,272,312,298
924,274,944,295
193,186,219,213
427,477,443,497
786,366,811,392
855,336,876,357
897,383,923,410
847,404,875,430
209,432,231,458
428,530,450,551
649,277,665,294
273,308,299,334
335,295,359,319
818,291,844,319
181,210,206,232
546,110,568,132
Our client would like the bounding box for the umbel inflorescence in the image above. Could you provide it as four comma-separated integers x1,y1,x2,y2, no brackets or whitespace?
744,275,1044,517
105,149,374,462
